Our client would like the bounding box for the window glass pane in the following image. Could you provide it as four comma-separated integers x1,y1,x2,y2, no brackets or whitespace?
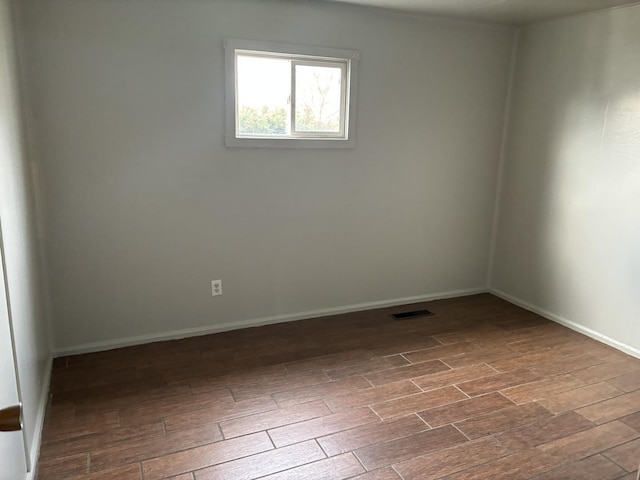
294,64,342,133
237,55,290,136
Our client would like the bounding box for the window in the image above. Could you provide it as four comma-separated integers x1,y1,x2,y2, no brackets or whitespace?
224,39,359,148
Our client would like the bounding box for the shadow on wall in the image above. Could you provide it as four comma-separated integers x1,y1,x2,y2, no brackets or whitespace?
494,9,640,351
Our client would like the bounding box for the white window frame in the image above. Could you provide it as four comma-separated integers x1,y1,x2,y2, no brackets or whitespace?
224,38,359,149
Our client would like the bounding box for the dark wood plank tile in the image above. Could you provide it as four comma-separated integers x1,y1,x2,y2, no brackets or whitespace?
43,411,120,442
507,332,588,354
325,380,421,412
538,382,623,414
440,346,521,369
193,440,325,480
37,453,89,480
283,351,372,375
456,368,540,397
532,455,626,480
489,348,602,376
89,423,223,471
371,386,468,420
230,370,329,401
318,414,429,456
73,463,142,480
189,365,287,394
577,391,640,424
402,342,480,364
355,425,468,470
455,403,553,440
39,422,165,462
432,326,500,345
457,324,563,349
118,389,235,427
493,411,594,451
219,400,331,438
272,377,372,407
259,345,344,366
532,353,618,377
71,384,193,416
603,438,640,472
539,421,640,461
395,437,510,480
366,335,443,357
364,360,450,386
608,370,640,393
412,364,497,392
163,395,278,432
495,314,551,330
268,407,379,447
140,431,273,480
439,449,562,480
621,412,640,432
500,373,585,404
344,467,401,480
256,453,365,480
325,355,410,380
572,359,640,385
418,392,514,427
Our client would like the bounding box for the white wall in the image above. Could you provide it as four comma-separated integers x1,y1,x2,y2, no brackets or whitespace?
20,0,514,352
0,0,52,474
491,6,640,355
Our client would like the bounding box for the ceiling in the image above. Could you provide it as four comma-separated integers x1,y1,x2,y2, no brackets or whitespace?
322,0,640,25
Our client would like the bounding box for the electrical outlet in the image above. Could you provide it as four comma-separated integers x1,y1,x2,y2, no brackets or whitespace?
211,279,222,296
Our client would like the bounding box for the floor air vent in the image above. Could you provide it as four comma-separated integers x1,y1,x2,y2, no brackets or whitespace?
391,309,434,320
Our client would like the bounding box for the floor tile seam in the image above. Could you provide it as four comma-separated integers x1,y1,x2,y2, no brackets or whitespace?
450,384,471,399
391,464,406,480
602,452,638,474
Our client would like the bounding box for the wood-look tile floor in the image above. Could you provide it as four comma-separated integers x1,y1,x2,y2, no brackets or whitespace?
38,294,640,480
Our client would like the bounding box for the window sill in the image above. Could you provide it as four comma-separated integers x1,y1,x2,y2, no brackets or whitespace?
224,136,356,149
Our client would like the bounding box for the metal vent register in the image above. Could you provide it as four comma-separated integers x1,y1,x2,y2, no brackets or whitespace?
391,309,434,320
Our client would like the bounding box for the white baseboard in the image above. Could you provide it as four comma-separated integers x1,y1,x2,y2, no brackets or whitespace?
490,288,640,359
26,353,52,480
53,287,488,357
